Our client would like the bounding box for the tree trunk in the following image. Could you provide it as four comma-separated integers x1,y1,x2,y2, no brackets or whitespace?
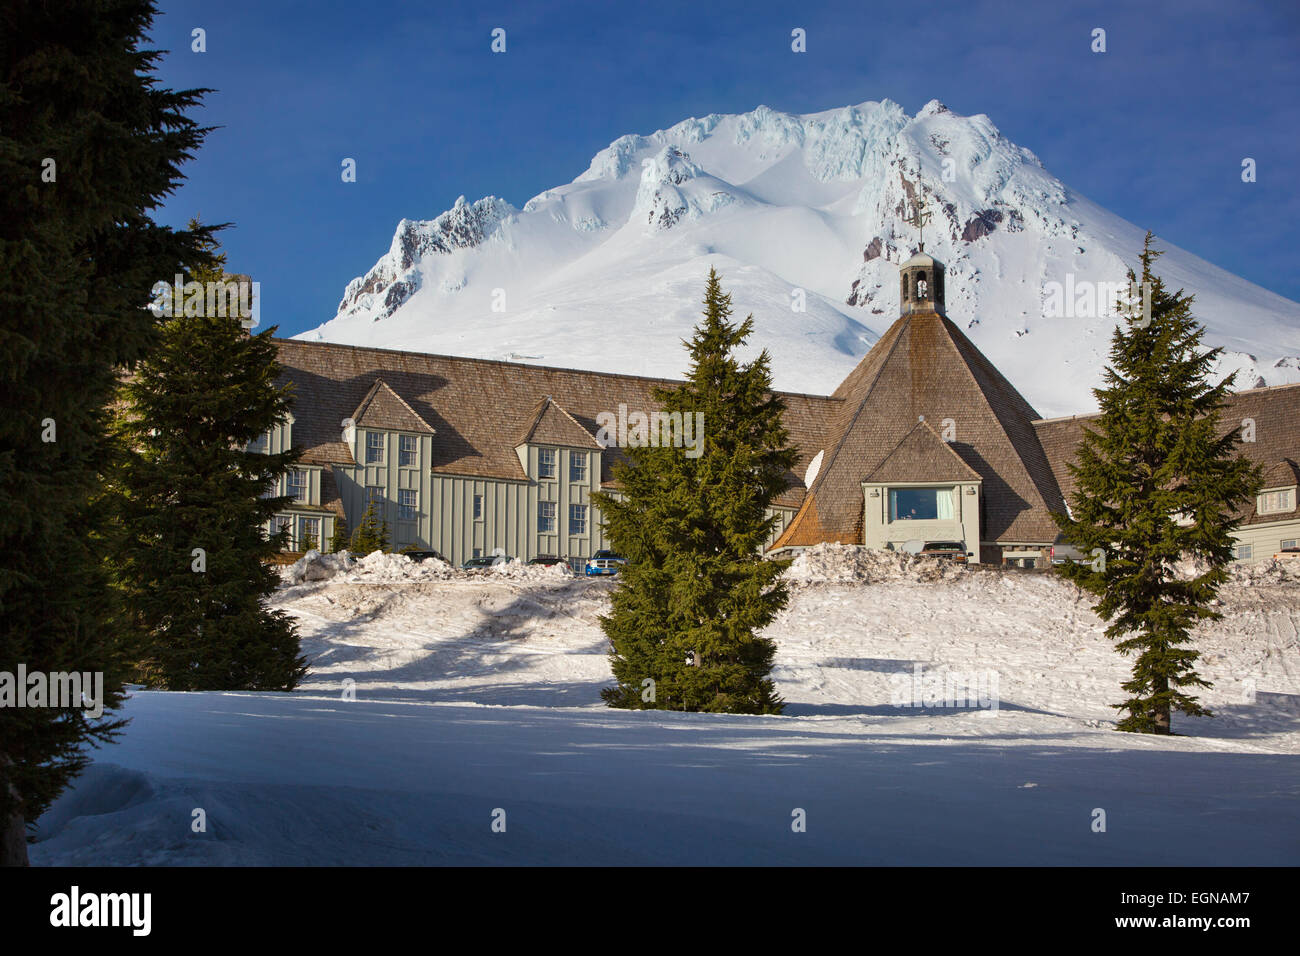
1,812,28,867
1154,676,1171,735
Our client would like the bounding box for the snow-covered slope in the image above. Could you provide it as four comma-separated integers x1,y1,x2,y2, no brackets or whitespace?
300,100,1300,416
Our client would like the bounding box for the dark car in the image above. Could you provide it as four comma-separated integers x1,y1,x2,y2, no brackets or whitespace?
462,554,512,570
402,550,446,563
919,541,968,563
527,556,566,566
584,550,626,576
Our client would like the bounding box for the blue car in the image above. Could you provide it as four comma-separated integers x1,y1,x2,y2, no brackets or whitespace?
584,550,626,576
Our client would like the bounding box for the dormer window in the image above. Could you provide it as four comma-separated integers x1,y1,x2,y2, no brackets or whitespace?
538,448,557,480
366,432,384,465
1258,488,1295,516
399,435,418,467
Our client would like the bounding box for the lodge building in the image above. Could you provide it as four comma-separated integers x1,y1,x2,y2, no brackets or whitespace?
262,253,1300,566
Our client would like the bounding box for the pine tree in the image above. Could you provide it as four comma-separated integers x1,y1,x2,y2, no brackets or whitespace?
595,269,797,714
349,501,390,555
109,225,307,692
0,0,211,864
329,515,350,554
1055,235,1261,734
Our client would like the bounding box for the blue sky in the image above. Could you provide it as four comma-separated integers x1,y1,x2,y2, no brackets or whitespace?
147,0,1300,338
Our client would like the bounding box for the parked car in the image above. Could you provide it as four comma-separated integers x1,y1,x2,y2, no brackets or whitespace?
919,541,969,563
584,550,626,576
527,556,566,567
463,554,512,570
1273,547,1300,561
1049,536,1090,566
402,549,446,563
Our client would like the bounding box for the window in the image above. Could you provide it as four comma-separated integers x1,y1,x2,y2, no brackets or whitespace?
366,432,384,464
287,469,309,503
248,432,268,454
474,494,484,521
569,503,588,536
300,517,321,551
399,435,418,467
1236,544,1252,561
538,501,556,534
889,487,954,521
1258,488,1295,515
1282,539,1298,551
570,452,588,483
472,548,482,559
398,488,418,520
366,485,385,508
538,448,557,479
274,515,294,549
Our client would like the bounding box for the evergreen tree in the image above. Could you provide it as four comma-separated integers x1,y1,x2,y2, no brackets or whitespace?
349,501,390,555
0,0,210,864
595,269,797,714
329,515,350,554
109,226,307,692
1055,235,1261,734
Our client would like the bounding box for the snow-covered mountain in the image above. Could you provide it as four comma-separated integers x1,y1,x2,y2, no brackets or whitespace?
299,100,1300,417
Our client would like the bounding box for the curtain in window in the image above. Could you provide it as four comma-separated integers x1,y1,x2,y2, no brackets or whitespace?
936,489,954,521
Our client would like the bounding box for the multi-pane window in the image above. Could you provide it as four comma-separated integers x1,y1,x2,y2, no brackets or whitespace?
1282,539,1298,551
399,435,418,467
570,452,587,483
1258,488,1295,515
287,469,309,503
367,485,385,508
274,515,294,548
398,488,418,520
300,517,321,551
1236,544,1253,561
538,501,556,534
474,494,484,521
248,432,268,454
569,503,587,536
366,432,384,464
538,448,557,479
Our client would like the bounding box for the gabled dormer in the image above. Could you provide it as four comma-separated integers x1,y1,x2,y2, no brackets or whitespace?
513,396,602,481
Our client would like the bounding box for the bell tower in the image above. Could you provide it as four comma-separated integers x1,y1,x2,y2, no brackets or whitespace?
899,189,944,315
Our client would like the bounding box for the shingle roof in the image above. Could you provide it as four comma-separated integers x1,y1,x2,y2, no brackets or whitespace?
351,378,435,434
515,396,603,450
774,309,1066,548
1034,381,1300,527
274,339,837,509
865,419,983,483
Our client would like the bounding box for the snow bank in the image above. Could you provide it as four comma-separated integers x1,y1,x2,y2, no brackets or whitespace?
282,549,355,585
783,543,968,585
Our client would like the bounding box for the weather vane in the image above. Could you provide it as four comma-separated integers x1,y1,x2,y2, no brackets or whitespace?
903,190,932,252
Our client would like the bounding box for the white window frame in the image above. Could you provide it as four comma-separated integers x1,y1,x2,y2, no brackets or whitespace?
538,448,557,480
248,431,268,454
366,432,385,465
398,488,418,521
1236,543,1253,561
569,503,587,536
399,434,418,467
1257,488,1295,516
538,501,556,534
287,469,309,503
570,452,588,483
274,515,294,548
299,517,321,550
366,485,385,507
1282,538,1298,551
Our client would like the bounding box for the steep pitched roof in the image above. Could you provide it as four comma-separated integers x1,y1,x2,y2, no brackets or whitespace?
775,309,1066,548
1035,380,1300,528
865,419,983,483
274,339,838,509
351,378,435,434
515,395,602,450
